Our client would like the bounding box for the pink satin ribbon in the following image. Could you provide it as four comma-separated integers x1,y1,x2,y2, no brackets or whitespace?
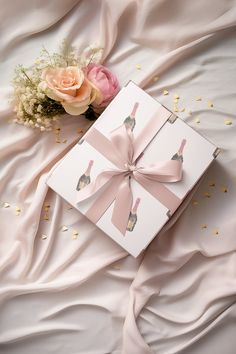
76,106,183,235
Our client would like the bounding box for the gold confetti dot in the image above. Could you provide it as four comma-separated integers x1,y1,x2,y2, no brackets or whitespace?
174,94,179,99
163,89,169,96
208,101,213,108
173,98,179,103
15,206,21,212
44,203,50,207
174,106,179,112
3,202,10,208
63,139,67,144
43,215,49,221
201,224,207,229
203,192,211,198
72,230,79,236
209,181,215,187
15,212,21,216
77,128,83,134
192,199,199,205
135,64,141,70
221,187,228,193
42,234,47,240
72,234,78,240
180,108,185,112
56,140,61,144
188,110,192,116
224,119,232,125
66,205,73,210
62,225,68,232
196,97,202,101
195,118,200,124
213,229,219,236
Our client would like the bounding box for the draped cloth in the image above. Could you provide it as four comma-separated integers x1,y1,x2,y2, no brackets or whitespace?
1,1,236,354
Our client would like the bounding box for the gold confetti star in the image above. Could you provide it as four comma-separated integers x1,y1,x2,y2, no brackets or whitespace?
41,234,47,240
163,89,169,96
201,224,207,229
192,199,199,205
3,202,10,208
135,64,141,70
209,181,215,187
221,187,228,193
15,206,21,216
195,117,200,124
208,101,213,108
77,128,83,134
174,94,179,99
196,97,202,101
203,192,211,198
224,119,232,125
62,225,68,232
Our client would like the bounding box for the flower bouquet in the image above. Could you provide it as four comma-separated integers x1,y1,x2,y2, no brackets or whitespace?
12,42,120,131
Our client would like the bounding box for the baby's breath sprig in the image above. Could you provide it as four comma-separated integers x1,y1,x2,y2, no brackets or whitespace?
11,42,82,131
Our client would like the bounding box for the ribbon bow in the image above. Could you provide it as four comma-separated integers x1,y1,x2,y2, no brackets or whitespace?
76,107,183,235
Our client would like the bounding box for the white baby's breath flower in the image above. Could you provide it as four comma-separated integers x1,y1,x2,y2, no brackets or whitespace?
37,104,42,113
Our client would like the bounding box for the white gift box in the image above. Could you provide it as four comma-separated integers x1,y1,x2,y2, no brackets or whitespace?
46,81,219,257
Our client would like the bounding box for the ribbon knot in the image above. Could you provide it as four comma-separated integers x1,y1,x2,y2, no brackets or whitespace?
125,163,137,172
76,107,183,235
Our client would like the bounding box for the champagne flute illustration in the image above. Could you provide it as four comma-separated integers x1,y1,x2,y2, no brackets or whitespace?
127,198,141,232
76,160,94,191
171,139,187,162
123,102,139,131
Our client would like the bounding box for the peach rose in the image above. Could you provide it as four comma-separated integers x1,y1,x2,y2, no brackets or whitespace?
40,66,98,115
86,64,119,108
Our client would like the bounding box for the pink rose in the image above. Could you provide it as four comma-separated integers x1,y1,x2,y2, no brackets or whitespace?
40,66,97,115
86,64,120,108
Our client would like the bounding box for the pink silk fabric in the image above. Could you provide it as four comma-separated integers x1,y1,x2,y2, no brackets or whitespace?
76,110,182,235
1,1,236,354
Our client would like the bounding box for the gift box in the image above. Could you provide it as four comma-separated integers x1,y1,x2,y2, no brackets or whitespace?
46,81,219,257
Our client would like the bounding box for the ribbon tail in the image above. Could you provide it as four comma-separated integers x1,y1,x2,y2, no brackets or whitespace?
111,176,133,235
85,175,123,224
